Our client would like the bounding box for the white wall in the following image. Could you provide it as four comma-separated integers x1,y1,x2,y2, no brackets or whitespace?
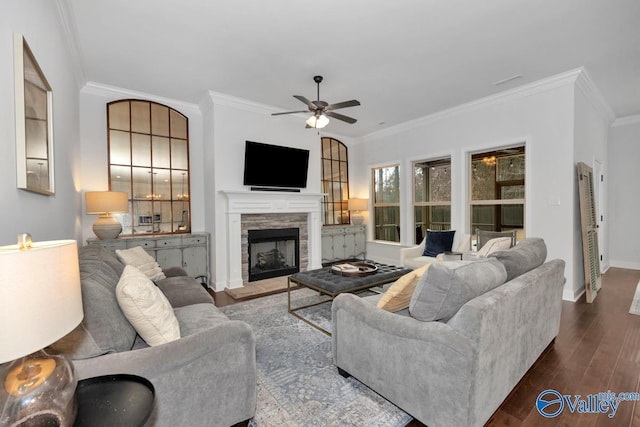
572,77,612,296
609,117,640,269
0,1,82,245
202,92,323,291
352,69,610,300
78,83,205,244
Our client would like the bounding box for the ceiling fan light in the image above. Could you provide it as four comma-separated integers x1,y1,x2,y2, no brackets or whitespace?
306,114,330,129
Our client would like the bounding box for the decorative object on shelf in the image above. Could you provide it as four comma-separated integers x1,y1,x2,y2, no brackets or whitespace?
0,235,83,426
272,75,360,129
13,33,55,195
85,191,129,240
348,198,368,225
331,261,378,277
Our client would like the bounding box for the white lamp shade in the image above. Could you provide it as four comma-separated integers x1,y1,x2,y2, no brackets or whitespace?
306,114,330,129
348,198,368,211
85,191,128,214
0,240,83,363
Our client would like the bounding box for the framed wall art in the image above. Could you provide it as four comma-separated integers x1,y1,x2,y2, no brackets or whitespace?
14,33,54,195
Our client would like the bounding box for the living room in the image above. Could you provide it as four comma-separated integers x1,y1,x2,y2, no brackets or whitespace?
1,1,640,426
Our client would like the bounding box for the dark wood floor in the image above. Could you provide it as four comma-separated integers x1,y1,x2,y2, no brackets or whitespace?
213,267,640,426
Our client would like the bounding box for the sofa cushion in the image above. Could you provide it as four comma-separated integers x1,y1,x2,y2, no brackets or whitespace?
155,276,214,308
174,303,230,336
116,246,166,281
409,258,507,322
116,265,181,346
476,237,512,257
489,237,547,281
52,245,137,359
422,230,455,257
377,263,431,312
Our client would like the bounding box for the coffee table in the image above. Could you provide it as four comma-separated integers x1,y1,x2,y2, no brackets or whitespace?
287,261,412,335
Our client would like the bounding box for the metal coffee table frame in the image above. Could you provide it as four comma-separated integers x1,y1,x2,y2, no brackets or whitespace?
287,262,412,336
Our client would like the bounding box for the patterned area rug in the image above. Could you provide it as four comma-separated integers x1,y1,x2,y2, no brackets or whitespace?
220,289,412,427
629,280,640,315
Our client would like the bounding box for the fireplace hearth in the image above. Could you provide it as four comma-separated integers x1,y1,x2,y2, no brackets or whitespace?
247,228,300,281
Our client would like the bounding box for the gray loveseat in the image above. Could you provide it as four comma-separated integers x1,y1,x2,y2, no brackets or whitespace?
332,238,565,427
54,245,256,427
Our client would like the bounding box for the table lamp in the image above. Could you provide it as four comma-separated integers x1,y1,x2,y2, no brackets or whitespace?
85,191,129,240
348,198,368,225
0,235,83,426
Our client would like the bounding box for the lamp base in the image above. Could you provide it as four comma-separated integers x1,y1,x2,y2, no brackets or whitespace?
92,215,122,240
351,215,364,225
1,348,77,427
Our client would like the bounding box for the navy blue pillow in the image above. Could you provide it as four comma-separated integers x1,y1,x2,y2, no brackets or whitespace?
422,230,456,257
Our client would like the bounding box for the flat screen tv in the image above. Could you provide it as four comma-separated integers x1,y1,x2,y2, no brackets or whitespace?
243,141,310,190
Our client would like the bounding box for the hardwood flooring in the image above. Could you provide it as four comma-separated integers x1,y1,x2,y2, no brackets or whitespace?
213,267,640,426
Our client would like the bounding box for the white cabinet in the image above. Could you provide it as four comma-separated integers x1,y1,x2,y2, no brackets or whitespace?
321,225,366,263
88,233,210,285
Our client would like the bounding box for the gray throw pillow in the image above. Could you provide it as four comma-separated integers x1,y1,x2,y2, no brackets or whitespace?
409,258,507,322
489,237,547,281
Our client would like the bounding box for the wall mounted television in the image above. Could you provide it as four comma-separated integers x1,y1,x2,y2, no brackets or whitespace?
243,141,310,190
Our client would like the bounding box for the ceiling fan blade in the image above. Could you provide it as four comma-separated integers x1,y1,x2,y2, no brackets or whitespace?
272,110,309,116
293,95,315,109
326,99,360,111
325,111,357,124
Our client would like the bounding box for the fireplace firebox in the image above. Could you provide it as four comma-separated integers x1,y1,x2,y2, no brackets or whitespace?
247,228,300,281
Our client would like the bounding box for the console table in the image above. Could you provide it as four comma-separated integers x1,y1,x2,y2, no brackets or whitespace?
321,225,366,264
87,233,210,285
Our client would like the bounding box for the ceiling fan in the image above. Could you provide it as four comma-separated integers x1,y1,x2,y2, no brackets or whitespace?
272,75,360,129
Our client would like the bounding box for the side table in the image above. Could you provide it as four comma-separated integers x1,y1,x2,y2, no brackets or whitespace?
73,374,155,427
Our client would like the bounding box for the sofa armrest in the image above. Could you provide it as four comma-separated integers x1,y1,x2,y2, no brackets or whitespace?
332,293,477,426
73,320,256,427
399,239,425,267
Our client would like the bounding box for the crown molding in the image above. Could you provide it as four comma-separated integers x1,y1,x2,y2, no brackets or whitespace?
205,90,280,114
54,0,87,89
81,81,201,113
612,114,640,127
363,68,585,142
574,68,616,125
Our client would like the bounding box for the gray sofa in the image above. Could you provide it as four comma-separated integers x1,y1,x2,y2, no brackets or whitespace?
332,238,565,427
54,245,256,427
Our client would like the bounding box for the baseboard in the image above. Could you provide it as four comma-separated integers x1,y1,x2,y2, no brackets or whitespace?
563,286,585,302
609,260,640,271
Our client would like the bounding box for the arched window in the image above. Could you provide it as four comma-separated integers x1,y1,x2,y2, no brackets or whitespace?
108,99,190,235
321,137,350,225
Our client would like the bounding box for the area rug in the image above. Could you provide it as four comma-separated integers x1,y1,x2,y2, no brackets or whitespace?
220,289,413,427
629,280,640,315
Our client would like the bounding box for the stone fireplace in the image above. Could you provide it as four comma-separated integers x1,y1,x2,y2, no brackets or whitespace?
222,191,324,288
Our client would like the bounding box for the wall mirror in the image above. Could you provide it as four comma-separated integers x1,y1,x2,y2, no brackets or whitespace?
14,33,54,195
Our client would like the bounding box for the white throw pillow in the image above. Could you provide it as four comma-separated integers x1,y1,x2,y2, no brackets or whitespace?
116,246,166,281
476,237,512,257
116,265,180,346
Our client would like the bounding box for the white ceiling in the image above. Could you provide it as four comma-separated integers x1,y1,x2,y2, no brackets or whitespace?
63,0,640,138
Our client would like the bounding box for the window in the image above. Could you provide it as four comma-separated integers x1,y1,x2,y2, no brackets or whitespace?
413,158,451,244
372,165,400,242
321,137,350,225
470,146,525,246
108,99,190,235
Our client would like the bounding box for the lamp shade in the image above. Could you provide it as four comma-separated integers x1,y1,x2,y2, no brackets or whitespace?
306,114,330,129
85,191,128,214
0,240,83,363
348,198,368,211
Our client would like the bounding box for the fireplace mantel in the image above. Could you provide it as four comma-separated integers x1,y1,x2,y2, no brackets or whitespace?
221,190,324,288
